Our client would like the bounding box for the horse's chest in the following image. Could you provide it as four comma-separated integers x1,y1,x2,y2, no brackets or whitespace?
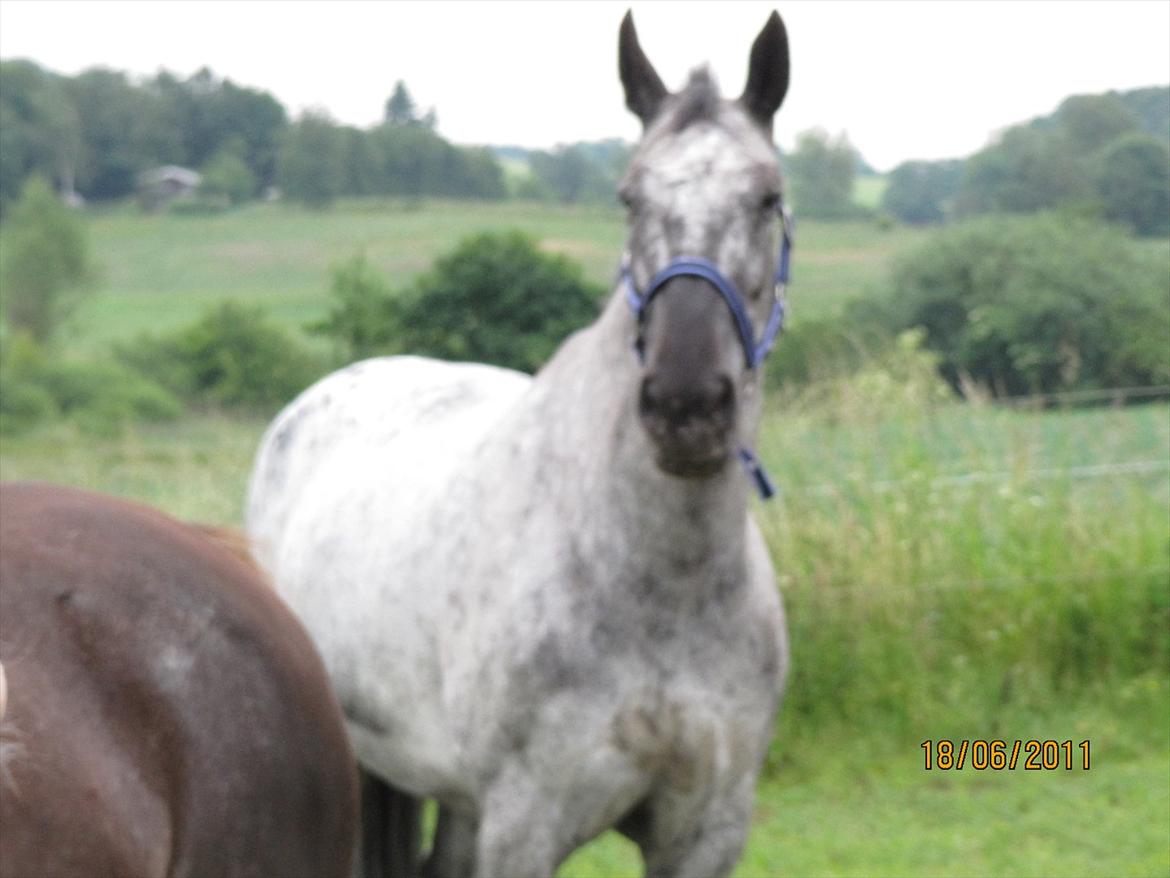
487,603,776,795
608,684,761,793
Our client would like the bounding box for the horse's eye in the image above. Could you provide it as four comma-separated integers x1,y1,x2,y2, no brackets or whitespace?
618,189,637,210
759,191,781,212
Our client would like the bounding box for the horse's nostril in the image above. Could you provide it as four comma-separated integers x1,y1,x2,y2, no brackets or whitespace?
640,375,735,425
716,376,734,410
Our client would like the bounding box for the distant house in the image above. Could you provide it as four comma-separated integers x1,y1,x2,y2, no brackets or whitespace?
137,165,202,211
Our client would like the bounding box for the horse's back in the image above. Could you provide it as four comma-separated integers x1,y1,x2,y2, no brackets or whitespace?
247,355,530,570
0,482,357,878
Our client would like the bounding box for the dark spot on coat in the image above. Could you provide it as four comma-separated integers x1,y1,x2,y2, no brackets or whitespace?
342,696,389,735
532,634,578,691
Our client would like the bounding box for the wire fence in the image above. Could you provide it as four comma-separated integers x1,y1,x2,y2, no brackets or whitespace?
993,384,1170,409
772,457,1170,500
780,564,1170,603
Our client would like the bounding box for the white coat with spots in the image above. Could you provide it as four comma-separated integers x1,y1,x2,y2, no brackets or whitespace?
247,13,791,877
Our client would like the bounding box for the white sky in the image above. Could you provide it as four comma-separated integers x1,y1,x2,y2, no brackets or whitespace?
1,0,1167,171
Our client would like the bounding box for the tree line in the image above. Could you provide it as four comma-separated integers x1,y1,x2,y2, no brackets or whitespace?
0,60,642,214
783,86,1169,237
879,88,1170,236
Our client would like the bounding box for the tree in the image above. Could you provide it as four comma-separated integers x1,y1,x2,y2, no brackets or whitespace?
1052,94,1140,157
1095,133,1170,237
200,142,257,205
341,127,382,196
881,159,964,224
384,81,418,127
370,125,505,199
956,89,1164,223
0,61,83,215
149,68,286,193
787,129,857,219
65,68,183,201
880,214,1169,396
277,111,345,207
0,177,95,343
959,126,1090,216
528,145,615,204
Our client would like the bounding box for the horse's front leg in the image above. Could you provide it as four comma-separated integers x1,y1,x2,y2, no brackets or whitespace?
636,777,757,878
472,766,561,878
423,804,477,878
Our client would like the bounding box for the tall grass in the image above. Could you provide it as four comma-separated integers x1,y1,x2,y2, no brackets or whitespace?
3,398,1166,877
756,389,1170,776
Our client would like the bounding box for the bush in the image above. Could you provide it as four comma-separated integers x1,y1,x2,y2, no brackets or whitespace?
309,252,399,361
312,232,604,374
877,214,1170,397
398,232,602,372
0,331,180,435
117,301,328,410
766,315,892,390
770,328,953,423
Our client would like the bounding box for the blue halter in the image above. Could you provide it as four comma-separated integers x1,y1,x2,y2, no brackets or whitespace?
620,205,794,499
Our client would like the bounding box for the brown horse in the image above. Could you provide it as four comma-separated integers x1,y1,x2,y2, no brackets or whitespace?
0,482,358,878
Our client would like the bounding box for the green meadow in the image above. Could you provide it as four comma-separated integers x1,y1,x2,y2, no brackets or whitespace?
2,199,1167,876
73,199,927,351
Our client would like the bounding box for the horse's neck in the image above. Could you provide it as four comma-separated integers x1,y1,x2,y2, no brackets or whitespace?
523,293,752,596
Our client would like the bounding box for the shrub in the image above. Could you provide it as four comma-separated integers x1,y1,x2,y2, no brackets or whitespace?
397,232,603,372
0,331,180,435
308,252,399,361
0,375,57,434
117,301,327,410
312,232,604,374
771,328,953,423
766,314,892,391
877,214,1170,397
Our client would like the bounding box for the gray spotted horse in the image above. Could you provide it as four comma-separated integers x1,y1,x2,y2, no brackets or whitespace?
247,11,793,877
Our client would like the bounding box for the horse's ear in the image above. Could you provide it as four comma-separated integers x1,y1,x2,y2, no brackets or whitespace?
739,11,790,130
619,11,668,126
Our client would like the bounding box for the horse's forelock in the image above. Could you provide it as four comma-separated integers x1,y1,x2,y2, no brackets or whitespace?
668,67,723,133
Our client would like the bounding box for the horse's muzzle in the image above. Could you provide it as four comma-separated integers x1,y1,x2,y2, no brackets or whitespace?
638,374,736,478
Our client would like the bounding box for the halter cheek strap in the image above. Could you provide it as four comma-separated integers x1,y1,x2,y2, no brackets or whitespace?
620,206,794,500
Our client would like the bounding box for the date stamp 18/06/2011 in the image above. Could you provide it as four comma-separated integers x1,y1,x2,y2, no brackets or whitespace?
921,739,1091,771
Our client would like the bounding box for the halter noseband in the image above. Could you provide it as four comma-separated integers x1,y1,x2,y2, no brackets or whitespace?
619,204,794,499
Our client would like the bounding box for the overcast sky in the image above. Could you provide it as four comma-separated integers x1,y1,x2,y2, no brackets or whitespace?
1,1,1167,171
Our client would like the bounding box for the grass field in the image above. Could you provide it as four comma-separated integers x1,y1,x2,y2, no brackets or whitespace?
3,198,1168,875
852,175,889,211
68,199,927,352
2,400,1166,876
